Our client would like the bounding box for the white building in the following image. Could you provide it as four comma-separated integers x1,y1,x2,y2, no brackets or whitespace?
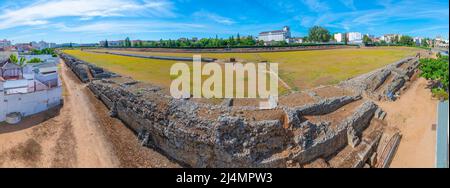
31,41,56,50
347,32,363,43
414,37,423,46
380,34,402,43
0,55,62,123
334,33,344,43
0,39,12,48
258,26,292,44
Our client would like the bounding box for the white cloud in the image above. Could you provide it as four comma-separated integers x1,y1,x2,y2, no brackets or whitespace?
54,21,205,34
193,11,236,25
312,0,448,32
0,0,175,29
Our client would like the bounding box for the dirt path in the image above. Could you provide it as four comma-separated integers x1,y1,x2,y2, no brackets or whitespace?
0,60,179,168
376,77,438,168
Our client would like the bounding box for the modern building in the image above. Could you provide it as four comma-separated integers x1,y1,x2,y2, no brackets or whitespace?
258,26,292,44
334,33,344,43
347,32,363,43
0,54,62,123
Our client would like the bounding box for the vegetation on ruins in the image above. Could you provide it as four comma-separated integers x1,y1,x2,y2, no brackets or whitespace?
419,55,449,100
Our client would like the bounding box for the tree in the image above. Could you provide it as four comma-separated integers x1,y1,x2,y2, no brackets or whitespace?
104,40,109,48
308,26,331,43
399,35,414,46
392,35,400,44
9,54,27,78
236,33,241,45
9,54,18,64
124,37,132,47
421,38,429,47
363,35,372,45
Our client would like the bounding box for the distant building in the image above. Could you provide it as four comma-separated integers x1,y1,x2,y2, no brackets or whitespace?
30,41,56,50
435,36,449,48
380,34,402,43
15,43,34,53
347,32,363,43
334,33,344,43
414,37,423,46
258,26,291,44
99,40,124,47
0,39,12,48
291,37,304,44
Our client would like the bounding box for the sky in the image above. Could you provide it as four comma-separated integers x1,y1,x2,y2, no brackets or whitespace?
0,0,448,44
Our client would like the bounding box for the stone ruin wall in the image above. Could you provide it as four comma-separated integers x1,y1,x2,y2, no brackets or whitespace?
340,56,420,101
59,52,412,168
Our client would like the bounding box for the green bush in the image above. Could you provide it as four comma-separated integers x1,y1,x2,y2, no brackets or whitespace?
28,58,42,64
432,88,448,100
420,56,449,99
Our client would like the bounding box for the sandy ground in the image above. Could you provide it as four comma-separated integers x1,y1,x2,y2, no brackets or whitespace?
0,61,180,168
377,77,438,168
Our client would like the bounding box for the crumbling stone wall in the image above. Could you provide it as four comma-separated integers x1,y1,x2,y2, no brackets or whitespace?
60,52,397,168
60,53,117,82
340,57,420,101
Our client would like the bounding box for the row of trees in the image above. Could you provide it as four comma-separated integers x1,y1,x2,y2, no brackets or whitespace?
104,34,265,48
102,26,336,48
101,25,434,48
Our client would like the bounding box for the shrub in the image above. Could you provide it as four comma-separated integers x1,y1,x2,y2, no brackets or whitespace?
28,58,42,64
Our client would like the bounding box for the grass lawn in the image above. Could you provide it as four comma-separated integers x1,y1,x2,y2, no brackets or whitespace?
64,47,420,93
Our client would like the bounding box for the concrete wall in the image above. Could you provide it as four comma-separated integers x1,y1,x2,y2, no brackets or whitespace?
0,82,5,122
0,87,61,122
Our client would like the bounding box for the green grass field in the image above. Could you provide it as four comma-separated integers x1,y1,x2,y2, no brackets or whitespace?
63,47,419,93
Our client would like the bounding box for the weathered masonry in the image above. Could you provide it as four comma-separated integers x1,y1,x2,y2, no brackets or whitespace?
60,53,418,168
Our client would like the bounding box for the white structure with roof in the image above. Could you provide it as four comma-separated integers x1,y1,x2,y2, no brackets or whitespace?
347,32,363,43
258,26,291,43
334,33,344,43
0,55,62,123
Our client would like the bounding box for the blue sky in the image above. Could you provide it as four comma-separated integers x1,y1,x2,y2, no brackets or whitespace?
0,0,448,44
